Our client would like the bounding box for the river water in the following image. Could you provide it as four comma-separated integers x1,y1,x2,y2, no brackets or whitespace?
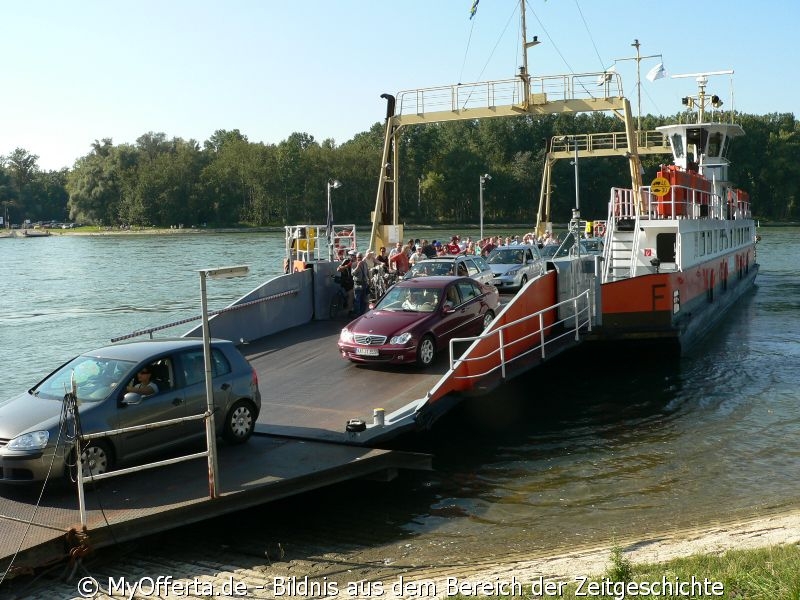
1,227,799,577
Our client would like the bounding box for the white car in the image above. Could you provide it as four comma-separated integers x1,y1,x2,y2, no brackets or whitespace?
486,245,545,291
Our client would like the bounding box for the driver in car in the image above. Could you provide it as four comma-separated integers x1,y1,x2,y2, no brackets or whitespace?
125,366,159,396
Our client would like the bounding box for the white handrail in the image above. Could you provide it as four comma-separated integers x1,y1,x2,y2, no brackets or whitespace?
447,289,592,382
75,411,214,526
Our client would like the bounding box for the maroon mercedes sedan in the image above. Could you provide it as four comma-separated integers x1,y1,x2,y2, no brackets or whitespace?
338,276,499,367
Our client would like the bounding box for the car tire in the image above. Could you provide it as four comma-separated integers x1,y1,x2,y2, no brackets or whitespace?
519,274,528,288
482,310,495,330
417,335,436,367
67,439,114,482
223,399,257,444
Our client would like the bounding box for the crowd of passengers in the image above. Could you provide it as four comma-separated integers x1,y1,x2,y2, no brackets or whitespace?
335,231,562,317
380,231,562,269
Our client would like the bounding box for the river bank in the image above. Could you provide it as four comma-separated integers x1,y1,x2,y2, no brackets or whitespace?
12,507,800,598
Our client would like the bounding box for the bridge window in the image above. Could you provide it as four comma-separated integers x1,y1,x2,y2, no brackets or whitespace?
707,132,724,157
671,133,684,158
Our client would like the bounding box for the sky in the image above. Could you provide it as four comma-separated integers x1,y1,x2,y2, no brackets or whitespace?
1,0,796,172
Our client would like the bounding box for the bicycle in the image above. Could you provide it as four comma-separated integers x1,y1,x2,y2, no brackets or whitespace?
369,265,397,303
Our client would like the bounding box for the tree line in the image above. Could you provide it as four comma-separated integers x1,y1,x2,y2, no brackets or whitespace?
1,111,797,229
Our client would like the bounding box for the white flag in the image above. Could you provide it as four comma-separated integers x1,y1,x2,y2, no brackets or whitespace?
646,62,666,82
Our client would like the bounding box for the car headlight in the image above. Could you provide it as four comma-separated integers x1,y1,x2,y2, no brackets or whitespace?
340,329,354,343
7,430,50,451
506,268,520,276
390,332,413,345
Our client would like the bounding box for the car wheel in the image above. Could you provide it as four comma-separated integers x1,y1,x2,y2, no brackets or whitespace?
519,274,528,288
223,400,256,444
417,335,436,367
482,310,495,330
68,439,114,482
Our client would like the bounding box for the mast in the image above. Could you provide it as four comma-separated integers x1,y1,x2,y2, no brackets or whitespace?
519,0,539,103
520,0,529,81
614,39,661,132
671,70,733,124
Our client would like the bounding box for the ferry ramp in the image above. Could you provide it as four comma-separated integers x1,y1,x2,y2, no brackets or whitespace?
0,435,430,579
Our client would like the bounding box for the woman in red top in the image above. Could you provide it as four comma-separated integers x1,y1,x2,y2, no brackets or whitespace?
446,235,461,255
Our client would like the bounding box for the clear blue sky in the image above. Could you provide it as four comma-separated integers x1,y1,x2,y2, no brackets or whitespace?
1,0,795,171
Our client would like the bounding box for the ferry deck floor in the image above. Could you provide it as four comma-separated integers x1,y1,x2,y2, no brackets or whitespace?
246,319,450,442
0,318,435,577
0,302,512,577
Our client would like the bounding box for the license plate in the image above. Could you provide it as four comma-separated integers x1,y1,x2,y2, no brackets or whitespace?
356,347,379,356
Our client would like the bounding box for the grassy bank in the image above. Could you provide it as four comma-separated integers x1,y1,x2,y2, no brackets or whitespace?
550,544,800,599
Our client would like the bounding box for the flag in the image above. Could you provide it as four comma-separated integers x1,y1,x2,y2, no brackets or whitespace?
469,0,479,19
646,62,666,82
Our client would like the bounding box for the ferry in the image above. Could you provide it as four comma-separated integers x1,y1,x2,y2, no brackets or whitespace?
0,8,760,579
537,71,758,352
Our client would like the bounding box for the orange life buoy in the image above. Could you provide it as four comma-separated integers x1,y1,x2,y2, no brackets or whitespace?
594,222,606,237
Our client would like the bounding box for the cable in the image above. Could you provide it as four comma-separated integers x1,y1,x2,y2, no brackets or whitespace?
0,390,75,587
573,0,606,71
458,18,477,86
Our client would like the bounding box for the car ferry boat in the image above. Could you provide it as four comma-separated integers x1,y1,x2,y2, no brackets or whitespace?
559,71,758,352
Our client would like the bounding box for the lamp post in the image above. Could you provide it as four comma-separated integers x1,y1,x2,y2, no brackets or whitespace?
326,179,342,260
559,137,580,215
198,264,249,499
479,173,491,241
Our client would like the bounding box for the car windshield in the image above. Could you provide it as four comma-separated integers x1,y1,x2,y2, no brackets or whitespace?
374,286,440,312
32,355,137,402
487,248,525,265
408,261,454,277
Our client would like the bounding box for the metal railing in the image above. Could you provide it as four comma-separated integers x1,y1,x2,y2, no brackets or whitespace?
75,412,214,527
447,289,592,383
395,72,624,116
285,223,357,263
110,289,299,342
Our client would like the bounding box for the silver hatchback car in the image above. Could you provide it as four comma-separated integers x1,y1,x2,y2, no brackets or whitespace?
403,254,494,285
486,244,546,291
0,338,261,484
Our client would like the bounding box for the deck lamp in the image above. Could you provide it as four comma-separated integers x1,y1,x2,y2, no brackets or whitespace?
479,174,492,240
326,179,342,260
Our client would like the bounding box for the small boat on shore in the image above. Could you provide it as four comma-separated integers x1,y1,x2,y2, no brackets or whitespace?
21,229,51,237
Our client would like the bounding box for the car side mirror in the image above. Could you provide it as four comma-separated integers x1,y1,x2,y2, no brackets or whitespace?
121,392,143,406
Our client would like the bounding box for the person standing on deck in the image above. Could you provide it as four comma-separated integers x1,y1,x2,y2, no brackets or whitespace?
352,252,369,315
389,244,410,276
337,252,356,316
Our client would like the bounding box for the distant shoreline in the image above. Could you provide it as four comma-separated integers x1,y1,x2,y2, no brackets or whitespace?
13,220,799,238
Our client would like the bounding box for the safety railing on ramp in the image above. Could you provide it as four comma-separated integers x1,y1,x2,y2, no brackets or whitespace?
74,411,215,527
448,288,592,387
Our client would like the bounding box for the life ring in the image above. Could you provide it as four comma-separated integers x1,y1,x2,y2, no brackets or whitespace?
594,222,606,237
